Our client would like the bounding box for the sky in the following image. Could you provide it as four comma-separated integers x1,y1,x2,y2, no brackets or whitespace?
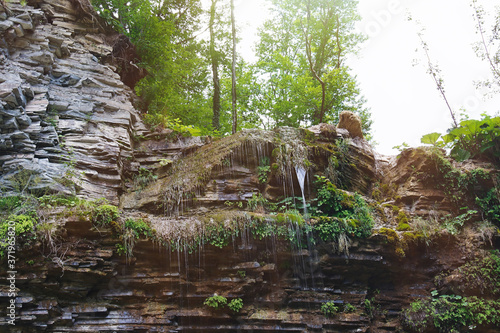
227,0,500,155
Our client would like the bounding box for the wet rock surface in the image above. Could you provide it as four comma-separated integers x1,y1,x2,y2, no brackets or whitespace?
2,215,440,333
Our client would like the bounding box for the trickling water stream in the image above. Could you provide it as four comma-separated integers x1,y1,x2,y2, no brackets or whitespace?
295,166,308,218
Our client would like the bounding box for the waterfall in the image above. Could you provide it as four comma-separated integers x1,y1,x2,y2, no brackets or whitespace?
295,166,307,217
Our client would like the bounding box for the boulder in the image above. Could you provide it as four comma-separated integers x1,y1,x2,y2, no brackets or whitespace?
337,110,364,139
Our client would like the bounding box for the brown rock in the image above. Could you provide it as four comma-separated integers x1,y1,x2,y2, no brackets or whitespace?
337,110,364,139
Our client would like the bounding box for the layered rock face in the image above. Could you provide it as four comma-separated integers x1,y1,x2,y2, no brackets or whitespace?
3,215,439,333
0,0,146,203
1,1,499,333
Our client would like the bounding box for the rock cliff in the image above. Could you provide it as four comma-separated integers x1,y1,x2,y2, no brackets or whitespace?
1,1,499,332
0,0,147,203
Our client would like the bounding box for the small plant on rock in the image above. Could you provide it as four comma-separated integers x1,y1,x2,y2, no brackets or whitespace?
204,295,227,309
92,204,119,226
257,157,271,184
228,298,244,312
343,303,356,313
321,301,339,318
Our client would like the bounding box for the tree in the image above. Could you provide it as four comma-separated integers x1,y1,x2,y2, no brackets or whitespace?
209,0,221,131
230,0,237,134
253,0,371,134
92,0,212,130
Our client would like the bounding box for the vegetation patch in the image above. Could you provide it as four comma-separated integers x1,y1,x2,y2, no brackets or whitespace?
204,295,228,309
402,293,500,332
450,250,500,296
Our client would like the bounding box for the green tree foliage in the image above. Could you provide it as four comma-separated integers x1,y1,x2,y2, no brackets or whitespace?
253,0,371,133
92,0,212,131
91,0,372,136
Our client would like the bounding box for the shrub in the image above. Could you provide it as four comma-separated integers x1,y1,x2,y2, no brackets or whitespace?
0,196,22,213
321,301,339,317
343,303,356,313
476,188,500,226
204,295,227,309
402,293,500,332
420,115,500,162
228,298,244,312
92,204,119,226
455,250,500,295
247,192,275,212
124,218,153,238
38,194,80,208
312,176,374,241
134,167,157,190
257,157,271,184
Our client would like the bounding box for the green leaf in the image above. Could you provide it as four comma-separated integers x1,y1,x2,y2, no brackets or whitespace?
441,133,456,144
421,132,441,146
459,119,483,135
450,146,471,162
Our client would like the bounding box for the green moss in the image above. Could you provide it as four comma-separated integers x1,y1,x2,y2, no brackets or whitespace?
378,227,398,243
397,222,411,231
395,247,406,258
371,188,382,201
395,210,411,231
0,214,37,256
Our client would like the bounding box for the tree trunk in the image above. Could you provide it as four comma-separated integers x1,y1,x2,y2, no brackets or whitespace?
209,0,220,131
303,0,326,124
231,0,237,134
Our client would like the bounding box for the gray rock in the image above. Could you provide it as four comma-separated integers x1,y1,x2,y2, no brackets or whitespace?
9,17,34,30
0,108,22,117
14,139,36,153
16,114,32,127
56,74,80,87
3,93,19,107
12,23,25,37
48,100,69,111
0,20,13,31
12,86,26,107
25,98,49,115
15,12,32,21
23,86,34,99
10,130,30,140
0,136,13,150
78,78,103,88
30,51,54,66
1,117,19,130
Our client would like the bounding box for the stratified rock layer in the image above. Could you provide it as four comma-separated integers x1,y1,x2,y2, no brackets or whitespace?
0,0,146,202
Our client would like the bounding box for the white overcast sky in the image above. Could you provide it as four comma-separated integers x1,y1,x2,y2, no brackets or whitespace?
220,0,500,155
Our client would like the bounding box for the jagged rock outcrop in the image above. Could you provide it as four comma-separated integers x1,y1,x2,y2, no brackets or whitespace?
0,0,147,203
